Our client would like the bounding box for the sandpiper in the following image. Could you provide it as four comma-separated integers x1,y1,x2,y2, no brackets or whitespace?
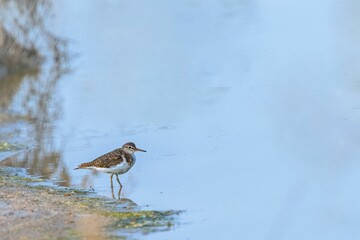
74,142,146,195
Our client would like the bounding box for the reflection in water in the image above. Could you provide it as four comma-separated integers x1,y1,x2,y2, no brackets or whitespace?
0,70,38,112
78,170,138,203
78,170,126,199
0,0,70,186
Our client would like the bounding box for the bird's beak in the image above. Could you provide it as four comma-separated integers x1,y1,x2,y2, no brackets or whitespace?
136,148,146,152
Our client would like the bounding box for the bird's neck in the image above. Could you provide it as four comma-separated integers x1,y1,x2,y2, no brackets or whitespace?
122,150,136,164
129,153,136,166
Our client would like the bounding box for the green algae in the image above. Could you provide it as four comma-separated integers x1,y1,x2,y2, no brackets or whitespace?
77,194,183,232
106,210,183,229
0,167,183,237
5,175,44,183
0,142,26,152
0,170,44,184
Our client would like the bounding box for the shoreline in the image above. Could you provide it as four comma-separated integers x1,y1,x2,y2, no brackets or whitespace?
0,166,182,239
0,167,111,239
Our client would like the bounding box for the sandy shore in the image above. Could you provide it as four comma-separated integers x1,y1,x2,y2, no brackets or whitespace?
0,167,182,240
0,170,112,240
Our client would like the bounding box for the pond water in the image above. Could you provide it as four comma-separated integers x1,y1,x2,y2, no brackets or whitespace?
2,0,360,239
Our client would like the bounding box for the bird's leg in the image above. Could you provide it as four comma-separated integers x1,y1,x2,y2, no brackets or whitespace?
110,174,115,188
115,174,122,187
111,188,115,199
117,187,121,200
110,174,115,199
115,174,122,199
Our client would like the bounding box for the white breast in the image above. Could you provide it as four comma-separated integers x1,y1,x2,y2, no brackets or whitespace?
103,162,131,174
92,154,136,174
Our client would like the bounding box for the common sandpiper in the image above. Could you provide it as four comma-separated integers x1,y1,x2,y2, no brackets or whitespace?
74,142,146,197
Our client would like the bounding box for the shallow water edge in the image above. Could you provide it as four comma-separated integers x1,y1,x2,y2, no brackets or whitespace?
0,165,183,239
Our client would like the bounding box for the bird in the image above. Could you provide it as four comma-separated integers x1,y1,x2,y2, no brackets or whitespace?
74,142,146,197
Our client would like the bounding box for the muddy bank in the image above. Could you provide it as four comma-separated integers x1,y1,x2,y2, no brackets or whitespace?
0,168,109,239
0,167,182,239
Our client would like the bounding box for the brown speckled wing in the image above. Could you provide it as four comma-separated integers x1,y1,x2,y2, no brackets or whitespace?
76,148,125,169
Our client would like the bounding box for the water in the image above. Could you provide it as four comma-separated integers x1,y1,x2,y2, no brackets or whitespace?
2,0,360,239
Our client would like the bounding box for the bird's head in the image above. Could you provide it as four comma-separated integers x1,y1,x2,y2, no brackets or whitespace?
122,142,146,154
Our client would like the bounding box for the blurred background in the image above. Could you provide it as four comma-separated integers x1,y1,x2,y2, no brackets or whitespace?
1,0,360,239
